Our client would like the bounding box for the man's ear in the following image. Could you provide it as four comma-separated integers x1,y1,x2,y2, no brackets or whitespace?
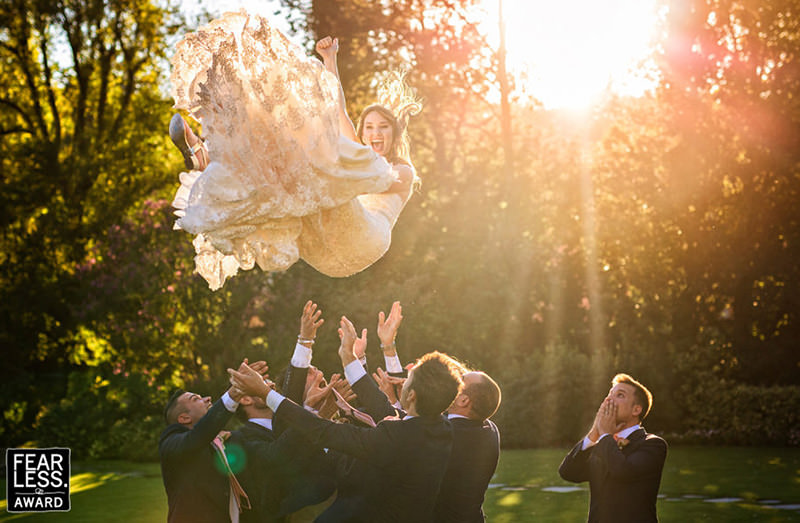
239,395,254,407
406,388,417,405
455,392,470,408
177,412,192,425
632,404,643,419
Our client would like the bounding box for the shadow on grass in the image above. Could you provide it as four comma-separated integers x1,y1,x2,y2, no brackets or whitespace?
1,448,799,522
484,447,800,523
1,462,165,522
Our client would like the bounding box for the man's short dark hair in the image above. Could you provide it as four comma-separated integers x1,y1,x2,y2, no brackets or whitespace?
613,373,653,421
164,389,186,425
410,351,463,417
464,372,501,421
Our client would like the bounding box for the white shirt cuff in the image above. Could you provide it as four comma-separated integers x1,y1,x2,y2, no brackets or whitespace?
266,390,286,412
344,359,368,385
291,343,313,368
221,391,239,413
384,354,403,374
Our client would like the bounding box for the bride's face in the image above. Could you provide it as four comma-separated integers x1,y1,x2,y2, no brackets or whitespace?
361,111,394,157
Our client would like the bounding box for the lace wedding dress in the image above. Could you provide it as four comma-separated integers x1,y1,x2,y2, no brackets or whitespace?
170,11,404,289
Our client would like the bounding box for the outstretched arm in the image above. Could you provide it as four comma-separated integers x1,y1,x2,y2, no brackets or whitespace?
316,36,358,142
377,301,406,377
283,300,324,403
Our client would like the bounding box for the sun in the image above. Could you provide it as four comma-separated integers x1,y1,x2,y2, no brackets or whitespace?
478,0,662,109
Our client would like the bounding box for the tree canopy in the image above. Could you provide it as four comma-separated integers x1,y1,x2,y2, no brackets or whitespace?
1,0,798,454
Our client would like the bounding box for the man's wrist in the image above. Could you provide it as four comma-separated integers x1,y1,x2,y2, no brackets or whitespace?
297,334,315,347
380,341,397,356
339,344,357,365
228,387,244,403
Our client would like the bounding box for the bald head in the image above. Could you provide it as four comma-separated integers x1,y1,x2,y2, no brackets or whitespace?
462,372,501,421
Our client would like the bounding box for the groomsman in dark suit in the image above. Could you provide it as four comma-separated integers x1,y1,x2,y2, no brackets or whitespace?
227,389,336,522
159,361,266,523
365,301,502,523
227,301,336,522
229,316,464,523
558,373,668,523
434,371,501,523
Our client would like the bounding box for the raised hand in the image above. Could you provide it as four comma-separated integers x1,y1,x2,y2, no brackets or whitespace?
299,300,324,342
305,372,335,411
317,393,339,420
595,397,623,436
228,361,274,399
334,377,358,404
373,367,404,405
337,316,358,365
248,359,270,379
353,328,368,361
315,36,338,63
377,301,403,354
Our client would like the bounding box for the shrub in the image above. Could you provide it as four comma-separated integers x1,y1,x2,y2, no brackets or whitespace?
673,379,800,446
34,371,164,460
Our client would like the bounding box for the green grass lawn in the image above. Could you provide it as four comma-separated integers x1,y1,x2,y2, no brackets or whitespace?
2,447,799,522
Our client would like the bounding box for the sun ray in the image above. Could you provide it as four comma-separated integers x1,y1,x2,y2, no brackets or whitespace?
479,0,662,109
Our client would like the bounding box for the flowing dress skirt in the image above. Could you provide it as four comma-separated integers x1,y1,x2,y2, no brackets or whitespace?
170,11,400,289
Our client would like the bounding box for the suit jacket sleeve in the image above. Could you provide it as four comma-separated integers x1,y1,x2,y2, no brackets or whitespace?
275,397,396,468
159,399,233,460
235,425,314,468
558,440,592,483
350,374,398,422
282,364,309,404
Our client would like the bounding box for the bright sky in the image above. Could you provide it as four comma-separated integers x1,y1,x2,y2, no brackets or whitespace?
181,0,662,110
477,0,662,109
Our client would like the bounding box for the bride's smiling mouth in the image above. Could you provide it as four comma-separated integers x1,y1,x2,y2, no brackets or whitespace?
370,139,385,153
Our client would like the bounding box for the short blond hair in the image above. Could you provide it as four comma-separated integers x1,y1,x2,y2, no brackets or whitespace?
613,373,653,421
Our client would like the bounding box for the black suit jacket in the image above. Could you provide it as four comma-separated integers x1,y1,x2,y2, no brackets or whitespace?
433,417,500,523
281,364,308,404
351,374,500,523
350,371,402,422
558,428,668,523
274,397,454,523
227,421,336,523
158,399,234,523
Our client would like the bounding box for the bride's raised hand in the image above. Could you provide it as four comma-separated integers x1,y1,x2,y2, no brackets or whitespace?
315,36,339,63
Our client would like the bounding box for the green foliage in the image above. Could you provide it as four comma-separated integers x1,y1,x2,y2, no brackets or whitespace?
33,371,162,460
0,0,186,447
492,344,606,448
2,0,800,456
674,378,800,446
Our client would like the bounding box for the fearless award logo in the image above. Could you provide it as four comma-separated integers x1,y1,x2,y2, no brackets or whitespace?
6,448,70,513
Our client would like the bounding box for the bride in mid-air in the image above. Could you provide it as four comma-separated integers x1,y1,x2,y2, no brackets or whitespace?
168,12,421,289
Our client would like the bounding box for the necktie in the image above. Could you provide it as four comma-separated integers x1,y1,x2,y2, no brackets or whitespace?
212,435,251,523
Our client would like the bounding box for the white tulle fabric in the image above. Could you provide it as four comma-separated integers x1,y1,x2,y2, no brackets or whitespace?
170,11,400,289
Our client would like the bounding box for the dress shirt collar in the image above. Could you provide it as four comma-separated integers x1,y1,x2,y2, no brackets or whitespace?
248,418,273,431
616,424,641,440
